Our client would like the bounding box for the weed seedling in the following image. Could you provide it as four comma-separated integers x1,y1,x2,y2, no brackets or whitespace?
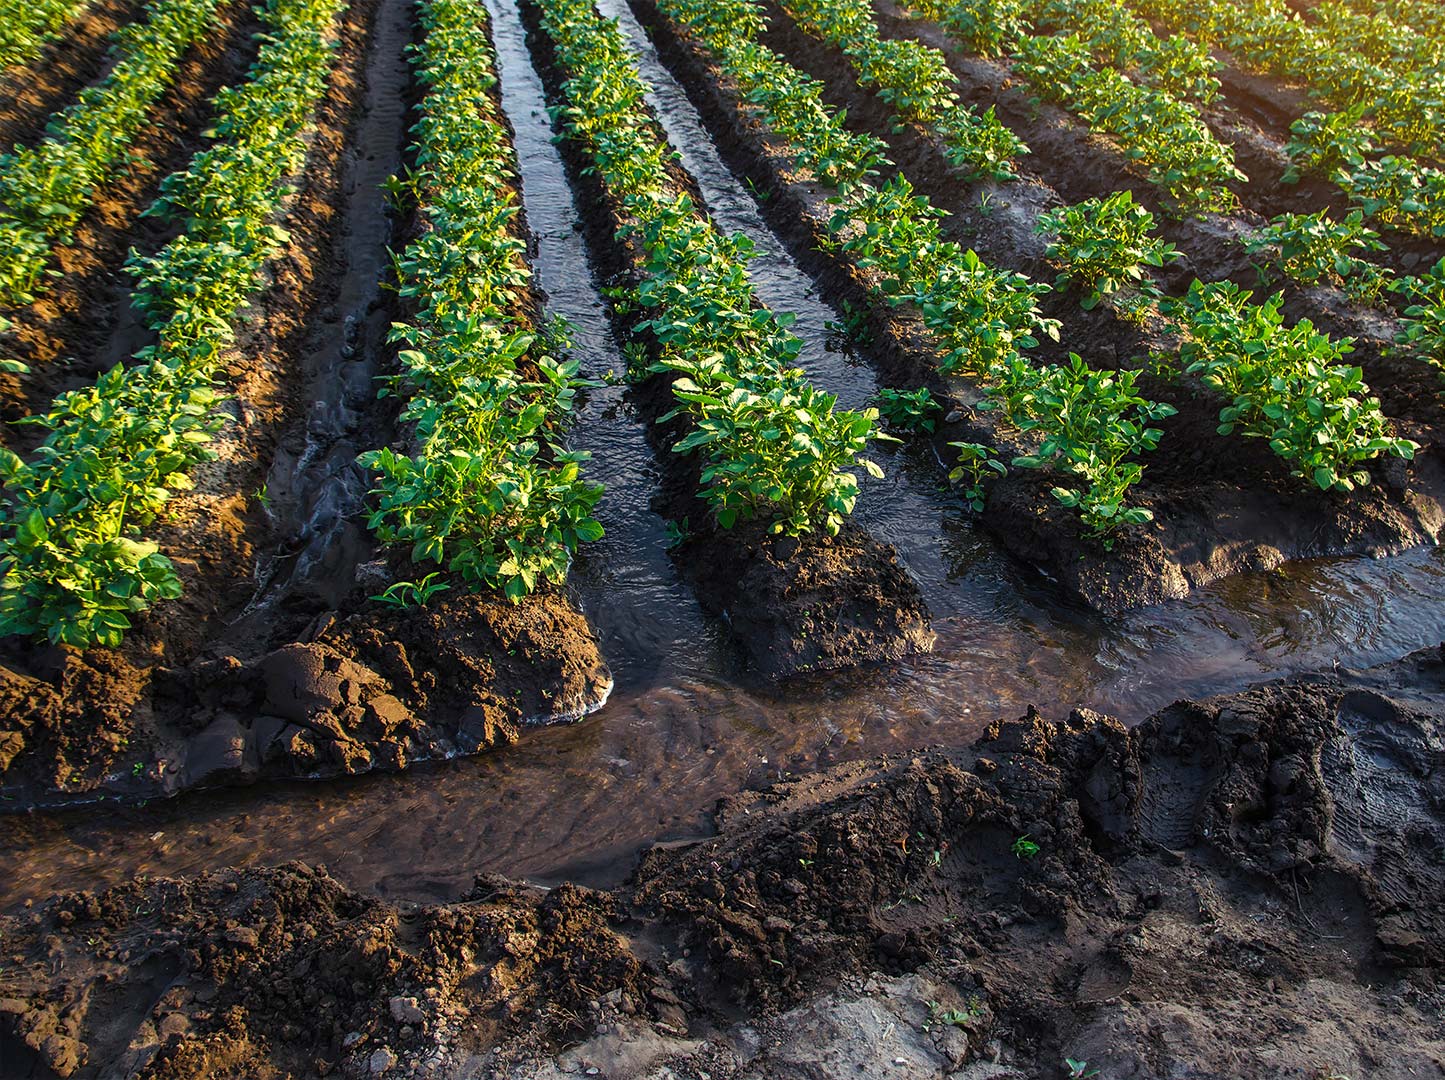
371,572,451,609
1012,834,1040,859
1065,1059,1100,1079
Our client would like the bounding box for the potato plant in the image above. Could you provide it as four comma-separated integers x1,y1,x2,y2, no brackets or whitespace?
1391,257,1445,378
1242,210,1392,303
358,0,603,603
1166,281,1417,492
0,0,222,307
1036,191,1181,319
0,0,94,69
877,386,942,433
540,0,884,537
0,0,343,647
947,441,1006,511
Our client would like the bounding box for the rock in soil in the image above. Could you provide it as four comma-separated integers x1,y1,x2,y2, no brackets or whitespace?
3,647,1445,1078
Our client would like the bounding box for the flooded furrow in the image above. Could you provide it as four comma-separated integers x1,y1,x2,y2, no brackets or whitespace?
483,0,727,685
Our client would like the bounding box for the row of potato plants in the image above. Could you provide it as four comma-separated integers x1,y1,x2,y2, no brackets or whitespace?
0,0,342,648
1021,0,1220,105
1310,1,1442,77
1340,0,1444,41
1038,194,1420,488
916,0,1243,215
1125,0,1445,237
0,0,95,70
663,0,1176,544
1161,281,1417,491
1235,209,1445,381
358,0,604,603
0,0,222,310
1127,0,1441,156
775,0,1026,182
538,0,884,538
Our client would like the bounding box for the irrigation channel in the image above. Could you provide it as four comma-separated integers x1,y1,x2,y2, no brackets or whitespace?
5,0,1445,915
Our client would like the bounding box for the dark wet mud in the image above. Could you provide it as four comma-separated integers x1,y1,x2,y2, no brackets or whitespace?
4,645,1443,1079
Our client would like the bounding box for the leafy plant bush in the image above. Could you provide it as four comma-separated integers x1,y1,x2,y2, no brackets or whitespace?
1036,191,1181,318
877,386,941,432
1165,281,1417,492
1391,256,1445,378
947,440,1005,511
1242,209,1391,303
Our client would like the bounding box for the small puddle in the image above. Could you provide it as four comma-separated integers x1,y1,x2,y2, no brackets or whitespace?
6,2,1445,915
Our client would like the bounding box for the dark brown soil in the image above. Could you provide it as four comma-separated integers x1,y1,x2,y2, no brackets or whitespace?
0,0,140,151
520,0,934,678
0,0,613,810
4,644,1443,1079
626,0,1445,613
0,0,265,435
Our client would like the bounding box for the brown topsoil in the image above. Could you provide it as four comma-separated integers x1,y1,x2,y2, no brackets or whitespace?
624,0,1445,615
3,643,1444,1079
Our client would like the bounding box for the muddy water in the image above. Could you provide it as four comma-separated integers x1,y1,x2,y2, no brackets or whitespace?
7,0,1445,913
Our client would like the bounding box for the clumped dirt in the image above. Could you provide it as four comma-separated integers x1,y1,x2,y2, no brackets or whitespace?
520,0,934,677
628,0,1445,613
0,0,612,810
4,645,1444,1078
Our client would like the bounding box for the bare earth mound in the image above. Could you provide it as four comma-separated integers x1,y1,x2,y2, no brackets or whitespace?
3,647,1444,1078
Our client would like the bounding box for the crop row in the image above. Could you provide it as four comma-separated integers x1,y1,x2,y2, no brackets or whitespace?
0,0,95,70
918,0,1243,214
1040,193,1419,489
358,0,604,603
0,0,343,647
1340,0,1444,41
1125,0,1441,156
1310,1,1443,77
1020,0,1220,105
777,0,1026,181
0,0,222,310
663,0,1176,543
1125,0,1444,237
540,0,884,537
1163,281,1416,491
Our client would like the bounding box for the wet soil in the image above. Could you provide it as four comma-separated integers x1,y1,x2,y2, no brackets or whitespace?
519,0,935,679
0,0,265,434
5,644,1443,1079
0,0,612,810
626,0,1445,613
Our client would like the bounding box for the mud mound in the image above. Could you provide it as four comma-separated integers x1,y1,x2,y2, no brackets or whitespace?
0,590,611,806
4,648,1445,1078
